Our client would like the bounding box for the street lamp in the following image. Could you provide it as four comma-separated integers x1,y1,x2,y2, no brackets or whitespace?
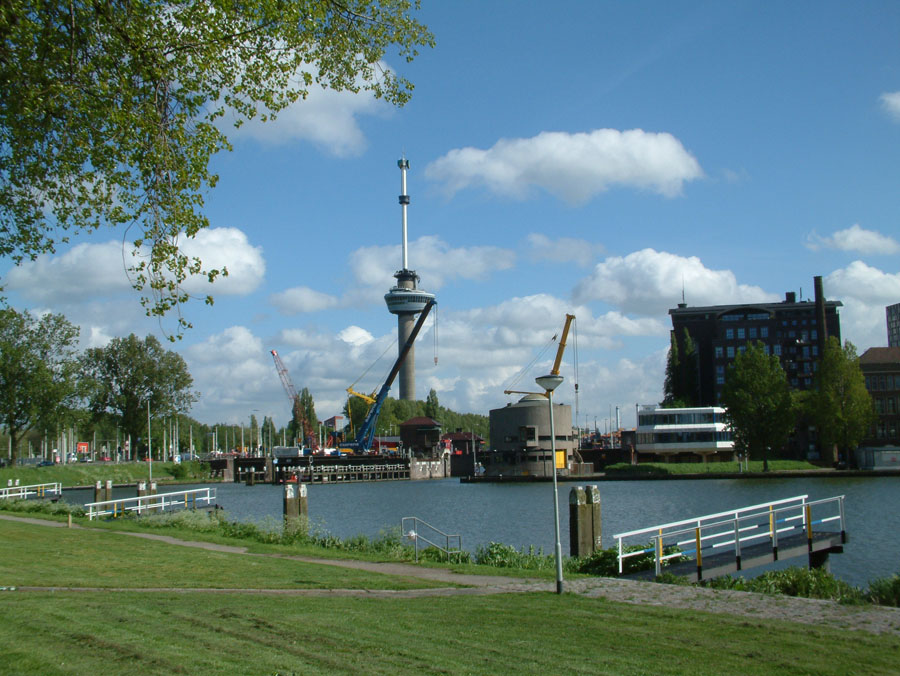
536,373,564,594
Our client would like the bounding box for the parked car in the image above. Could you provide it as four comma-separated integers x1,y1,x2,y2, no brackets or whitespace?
37,460,55,467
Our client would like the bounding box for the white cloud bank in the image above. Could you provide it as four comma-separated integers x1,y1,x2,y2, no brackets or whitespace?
346,235,517,298
6,227,264,304
226,78,388,157
806,224,900,255
425,128,703,204
573,248,776,316
881,91,900,121
826,261,900,350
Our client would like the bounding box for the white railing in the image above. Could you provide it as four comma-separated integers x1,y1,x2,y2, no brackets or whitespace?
402,516,463,562
613,494,846,577
0,482,62,500
84,487,216,520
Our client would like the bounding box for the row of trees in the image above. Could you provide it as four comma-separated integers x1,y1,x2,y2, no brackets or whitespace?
343,388,489,443
0,308,196,463
719,338,874,469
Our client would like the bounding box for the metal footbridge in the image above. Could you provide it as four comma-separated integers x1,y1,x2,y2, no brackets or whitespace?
613,494,847,582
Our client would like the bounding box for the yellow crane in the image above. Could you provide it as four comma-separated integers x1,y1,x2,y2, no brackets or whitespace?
504,314,575,397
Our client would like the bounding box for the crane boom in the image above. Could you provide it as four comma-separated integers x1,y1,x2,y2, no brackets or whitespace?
271,350,315,448
271,350,299,402
503,314,576,397
341,299,436,453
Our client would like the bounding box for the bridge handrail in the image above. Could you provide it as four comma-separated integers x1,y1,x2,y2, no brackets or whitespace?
615,495,845,576
612,494,809,540
84,487,216,520
0,482,63,500
401,516,463,563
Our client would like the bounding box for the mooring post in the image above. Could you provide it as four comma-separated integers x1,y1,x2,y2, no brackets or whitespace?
586,484,602,552
93,481,103,504
104,480,113,502
283,482,300,521
569,486,591,557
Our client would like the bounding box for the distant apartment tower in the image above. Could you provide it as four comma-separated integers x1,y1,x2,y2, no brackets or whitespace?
668,277,842,406
887,303,900,348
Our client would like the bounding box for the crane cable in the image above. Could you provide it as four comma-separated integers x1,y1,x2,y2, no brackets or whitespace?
503,332,559,394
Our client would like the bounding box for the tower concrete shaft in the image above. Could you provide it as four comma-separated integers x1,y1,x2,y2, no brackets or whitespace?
384,158,434,402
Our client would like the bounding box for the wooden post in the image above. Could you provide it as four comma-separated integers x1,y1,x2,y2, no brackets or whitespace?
283,482,300,521
93,481,103,504
568,487,589,557
586,484,602,552
104,480,113,502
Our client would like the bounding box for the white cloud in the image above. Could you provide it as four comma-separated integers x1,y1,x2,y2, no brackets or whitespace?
573,248,776,316
5,227,264,303
880,91,900,121
826,261,900,351
425,128,703,204
525,233,604,267
337,325,375,347
179,227,265,296
6,241,133,302
270,286,339,314
227,79,387,157
806,224,900,255
347,235,516,298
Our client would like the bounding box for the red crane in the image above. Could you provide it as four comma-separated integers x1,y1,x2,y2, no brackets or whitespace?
270,350,315,448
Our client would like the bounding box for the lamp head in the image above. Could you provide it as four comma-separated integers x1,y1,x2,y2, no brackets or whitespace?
535,374,564,393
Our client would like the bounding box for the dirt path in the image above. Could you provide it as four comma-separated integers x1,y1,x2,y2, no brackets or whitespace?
4,514,900,635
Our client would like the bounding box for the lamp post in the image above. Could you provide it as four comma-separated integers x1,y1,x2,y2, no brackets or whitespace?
536,373,564,594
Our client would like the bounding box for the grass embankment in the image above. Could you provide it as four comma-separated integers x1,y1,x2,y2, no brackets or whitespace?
1,516,899,675
605,459,822,476
0,460,210,488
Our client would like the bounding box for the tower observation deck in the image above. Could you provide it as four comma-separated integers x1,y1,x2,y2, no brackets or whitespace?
384,158,435,401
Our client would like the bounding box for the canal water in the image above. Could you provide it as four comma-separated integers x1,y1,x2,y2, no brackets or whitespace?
65,476,899,589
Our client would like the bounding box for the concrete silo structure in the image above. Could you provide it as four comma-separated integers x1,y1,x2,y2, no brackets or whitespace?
384,158,435,401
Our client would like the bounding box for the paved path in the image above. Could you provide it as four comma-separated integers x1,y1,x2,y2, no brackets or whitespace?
3,514,900,635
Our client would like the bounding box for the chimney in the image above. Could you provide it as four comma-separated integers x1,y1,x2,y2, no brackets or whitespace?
785,291,796,303
814,276,827,356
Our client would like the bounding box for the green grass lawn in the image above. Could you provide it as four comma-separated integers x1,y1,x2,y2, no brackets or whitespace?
0,519,445,591
606,459,823,475
0,461,209,488
1,591,898,675
0,516,899,674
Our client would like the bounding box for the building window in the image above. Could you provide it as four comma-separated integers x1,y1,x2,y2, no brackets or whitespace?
727,346,735,358
761,327,768,338
725,328,734,339
714,346,723,358
737,328,745,339
774,345,782,356
749,327,757,339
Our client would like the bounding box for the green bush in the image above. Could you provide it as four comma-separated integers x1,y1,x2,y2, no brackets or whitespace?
0,497,84,518
698,567,865,603
867,574,900,607
475,542,555,570
570,543,685,576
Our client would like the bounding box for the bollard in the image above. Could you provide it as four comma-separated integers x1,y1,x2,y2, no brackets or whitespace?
6,479,10,487
586,485,602,552
298,483,308,518
569,485,602,557
104,480,113,502
137,481,147,497
67,513,72,528
283,483,300,521
93,481,103,504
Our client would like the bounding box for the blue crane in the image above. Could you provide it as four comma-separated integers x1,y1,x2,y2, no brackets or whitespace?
341,299,436,454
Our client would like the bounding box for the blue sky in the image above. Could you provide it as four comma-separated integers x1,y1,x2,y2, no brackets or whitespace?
4,1,900,432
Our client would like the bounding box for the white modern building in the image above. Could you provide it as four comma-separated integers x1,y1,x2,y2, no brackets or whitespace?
636,405,734,462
